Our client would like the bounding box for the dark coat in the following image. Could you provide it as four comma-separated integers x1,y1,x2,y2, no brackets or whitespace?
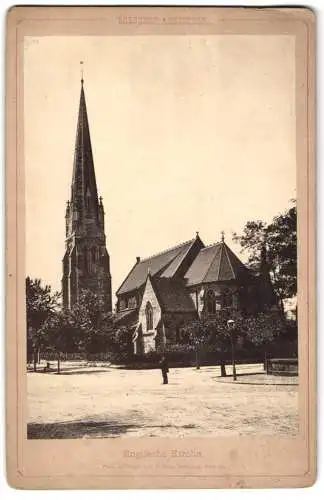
160,357,169,372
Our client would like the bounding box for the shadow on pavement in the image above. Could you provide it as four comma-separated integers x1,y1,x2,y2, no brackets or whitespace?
55,369,110,375
27,420,199,439
27,419,137,439
231,371,265,376
31,369,111,376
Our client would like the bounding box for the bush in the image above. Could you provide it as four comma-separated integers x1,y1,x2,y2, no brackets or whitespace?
165,343,195,353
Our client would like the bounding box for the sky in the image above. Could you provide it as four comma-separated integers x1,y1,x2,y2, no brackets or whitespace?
24,35,296,304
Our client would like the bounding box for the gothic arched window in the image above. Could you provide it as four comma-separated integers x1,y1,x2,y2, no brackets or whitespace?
145,302,153,331
206,290,216,314
91,247,96,263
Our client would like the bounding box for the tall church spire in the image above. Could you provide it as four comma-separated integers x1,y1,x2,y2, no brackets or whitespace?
70,77,100,229
62,74,112,313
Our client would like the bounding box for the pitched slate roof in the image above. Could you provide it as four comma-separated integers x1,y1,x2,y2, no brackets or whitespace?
151,277,196,313
160,239,202,278
113,308,138,326
117,238,199,295
184,241,250,286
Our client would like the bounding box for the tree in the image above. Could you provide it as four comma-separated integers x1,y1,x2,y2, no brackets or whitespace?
203,316,234,376
235,312,286,370
266,203,297,301
69,288,114,357
181,312,285,375
232,221,268,272
26,277,60,371
41,308,79,373
181,315,232,374
233,200,297,308
107,325,134,360
72,288,105,330
181,319,206,369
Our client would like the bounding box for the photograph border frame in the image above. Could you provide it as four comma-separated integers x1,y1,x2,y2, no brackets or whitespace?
5,5,316,489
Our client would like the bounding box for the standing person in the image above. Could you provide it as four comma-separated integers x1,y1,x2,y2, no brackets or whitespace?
160,355,169,384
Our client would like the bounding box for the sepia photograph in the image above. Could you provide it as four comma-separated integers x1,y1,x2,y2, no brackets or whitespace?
25,33,298,440
6,5,315,490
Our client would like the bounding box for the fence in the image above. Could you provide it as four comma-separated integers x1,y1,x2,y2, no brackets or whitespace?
36,337,297,366
40,351,124,363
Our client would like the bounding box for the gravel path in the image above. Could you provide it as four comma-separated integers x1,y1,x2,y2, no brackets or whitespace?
27,363,299,439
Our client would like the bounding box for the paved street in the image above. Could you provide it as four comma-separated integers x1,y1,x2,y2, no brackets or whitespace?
27,363,298,439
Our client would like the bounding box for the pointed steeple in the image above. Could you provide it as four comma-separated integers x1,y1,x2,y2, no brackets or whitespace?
70,76,99,227
62,73,112,313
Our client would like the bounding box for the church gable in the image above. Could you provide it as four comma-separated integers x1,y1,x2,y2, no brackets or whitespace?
138,274,162,334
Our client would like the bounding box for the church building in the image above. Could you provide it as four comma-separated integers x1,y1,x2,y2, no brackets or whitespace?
115,233,277,354
60,75,276,347
62,77,112,312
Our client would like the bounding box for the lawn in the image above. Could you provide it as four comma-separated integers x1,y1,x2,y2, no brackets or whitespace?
27,363,299,439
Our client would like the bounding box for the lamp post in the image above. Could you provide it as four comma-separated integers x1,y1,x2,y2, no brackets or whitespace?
195,339,200,370
227,319,237,381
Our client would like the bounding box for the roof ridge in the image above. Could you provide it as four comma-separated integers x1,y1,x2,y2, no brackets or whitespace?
221,242,236,280
202,244,222,283
223,242,249,271
200,241,222,251
139,238,195,263
162,238,201,277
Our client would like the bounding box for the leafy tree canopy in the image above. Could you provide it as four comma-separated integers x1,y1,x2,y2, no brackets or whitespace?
26,277,61,352
234,312,285,347
68,289,115,355
26,277,61,331
233,200,297,301
182,312,285,351
181,315,232,352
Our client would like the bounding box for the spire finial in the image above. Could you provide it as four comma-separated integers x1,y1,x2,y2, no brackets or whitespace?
196,231,199,238
221,230,225,242
80,61,84,85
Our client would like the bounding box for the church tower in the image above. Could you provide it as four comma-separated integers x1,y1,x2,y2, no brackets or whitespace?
62,76,112,312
